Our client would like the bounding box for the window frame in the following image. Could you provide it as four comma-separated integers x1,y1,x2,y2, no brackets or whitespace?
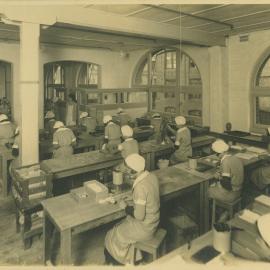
132,48,202,125
251,51,270,132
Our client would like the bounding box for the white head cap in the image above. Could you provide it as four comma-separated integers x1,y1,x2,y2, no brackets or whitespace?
80,112,88,119
0,114,8,122
152,113,161,119
117,108,124,114
53,121,64,129
212,139,229,154
45,111,55,119
121,125,133,138
175,116,186,126
103,115,112,124
125,153,145,173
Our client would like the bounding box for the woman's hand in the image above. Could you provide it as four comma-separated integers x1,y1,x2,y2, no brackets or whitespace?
118,199,127,210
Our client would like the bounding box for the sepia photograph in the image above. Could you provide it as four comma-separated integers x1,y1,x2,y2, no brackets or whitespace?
0,0,270,268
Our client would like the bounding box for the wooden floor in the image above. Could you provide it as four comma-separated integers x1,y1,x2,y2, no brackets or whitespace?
0,196,109,266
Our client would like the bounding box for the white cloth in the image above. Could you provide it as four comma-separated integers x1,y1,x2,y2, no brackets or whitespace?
0,114,8,122
53,121,64,129
117,108,124,113
121,125,133,137
80,111,88,119
125,153,145,172
212,139,229,154
103,115,112,124
175,116,186,125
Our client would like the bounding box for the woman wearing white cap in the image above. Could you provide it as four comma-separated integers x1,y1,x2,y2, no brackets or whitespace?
102,115,121,153
52,121,76,159
0,114,15,146
115,125,139,174
44,111,56,137
168,116,192,165
79,112,96,134
209,139,244,205
250,140,270,191
104,153,160,265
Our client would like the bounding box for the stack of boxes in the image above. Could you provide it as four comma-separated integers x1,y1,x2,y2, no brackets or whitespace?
11,164,52,249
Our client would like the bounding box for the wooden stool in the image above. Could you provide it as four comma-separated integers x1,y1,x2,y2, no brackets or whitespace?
212,197,242,227
133,228,167,264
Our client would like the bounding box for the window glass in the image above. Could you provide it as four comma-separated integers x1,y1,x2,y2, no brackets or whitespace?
255,96,270,125
256,57,270,87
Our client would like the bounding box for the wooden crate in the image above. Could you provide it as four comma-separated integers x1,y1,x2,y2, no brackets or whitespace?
12,164,53,205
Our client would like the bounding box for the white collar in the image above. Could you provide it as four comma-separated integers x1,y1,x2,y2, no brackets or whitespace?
0,121,11,125
177,126,187,133
107,121,114,126
221,154,231,163
133,171,149,189
48,119,55,122
56,127,68,133
124,138,133,142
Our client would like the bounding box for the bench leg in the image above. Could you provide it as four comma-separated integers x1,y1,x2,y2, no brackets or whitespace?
211,200,216,228
23,214,32,250
152,250,158,261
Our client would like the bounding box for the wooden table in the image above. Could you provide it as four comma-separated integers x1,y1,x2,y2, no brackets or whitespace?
39,133,104,160
211,132,267,148
139,135,216,171
0,145,13,197
42,165,211,265
40,150,122,180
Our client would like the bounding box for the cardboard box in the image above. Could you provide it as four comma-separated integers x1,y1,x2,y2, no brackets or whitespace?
84,180,109,202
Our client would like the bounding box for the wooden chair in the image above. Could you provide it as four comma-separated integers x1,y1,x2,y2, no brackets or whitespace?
212,197,242,227
133,228,167,264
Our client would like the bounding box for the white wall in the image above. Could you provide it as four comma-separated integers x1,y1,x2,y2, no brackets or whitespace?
227,29,270,131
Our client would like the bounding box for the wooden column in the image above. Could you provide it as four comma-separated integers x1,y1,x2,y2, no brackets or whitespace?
19,22,40,166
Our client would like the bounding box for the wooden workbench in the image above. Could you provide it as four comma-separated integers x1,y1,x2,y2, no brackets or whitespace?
40,150,122,180
42,164,211,265
211,132,268,148
139,135,216,171
0,145,13,197
39,133,104,160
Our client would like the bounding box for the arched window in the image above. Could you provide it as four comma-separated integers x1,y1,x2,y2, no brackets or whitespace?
133,48,202,125
44,61,101,124
252,56,270,129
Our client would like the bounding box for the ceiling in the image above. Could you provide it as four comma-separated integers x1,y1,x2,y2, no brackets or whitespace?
2,4,270,50
89,4,270,36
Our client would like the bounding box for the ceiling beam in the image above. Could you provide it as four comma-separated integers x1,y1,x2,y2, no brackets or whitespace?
146,4,233,29
125,5,153,17
186,8,270,30
0,5,226,47
160,4,231,23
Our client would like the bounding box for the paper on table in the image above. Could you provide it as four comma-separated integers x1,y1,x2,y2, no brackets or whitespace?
238,209,260,224
86,183,103,193
246,146,267,154
255,195,270,207
235,152,258,160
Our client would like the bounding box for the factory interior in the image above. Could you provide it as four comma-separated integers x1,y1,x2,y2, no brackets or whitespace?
1,1,270,267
